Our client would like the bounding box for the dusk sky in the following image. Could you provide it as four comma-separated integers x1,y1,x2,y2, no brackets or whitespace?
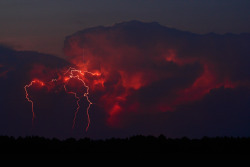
0,0,250,139
0,0,250,57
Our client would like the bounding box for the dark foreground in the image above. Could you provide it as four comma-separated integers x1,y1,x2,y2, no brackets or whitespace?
1,135,250,153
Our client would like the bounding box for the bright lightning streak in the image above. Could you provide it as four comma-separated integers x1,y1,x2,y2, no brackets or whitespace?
24,67,97,132
24,80,44,125
63,85,81,129
65,67,101,77
64,67,93,131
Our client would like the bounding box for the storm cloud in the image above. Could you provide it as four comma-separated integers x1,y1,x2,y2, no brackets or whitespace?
64,21,250,130
0,21,250,139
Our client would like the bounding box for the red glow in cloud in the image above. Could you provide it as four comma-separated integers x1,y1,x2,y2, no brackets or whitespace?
119,71,144,90
63,21,249,127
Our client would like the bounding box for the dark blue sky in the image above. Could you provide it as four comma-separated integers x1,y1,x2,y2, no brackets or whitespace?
0,0,249,56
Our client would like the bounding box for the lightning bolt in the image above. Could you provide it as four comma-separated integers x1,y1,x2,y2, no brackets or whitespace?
24,80,44,125
63,84,81,129
64,67,93,131
24,67,99,132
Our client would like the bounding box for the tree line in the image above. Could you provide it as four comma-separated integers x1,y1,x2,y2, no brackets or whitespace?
0,135,250,153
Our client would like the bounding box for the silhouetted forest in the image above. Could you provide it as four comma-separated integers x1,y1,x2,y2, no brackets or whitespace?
1,135,250,153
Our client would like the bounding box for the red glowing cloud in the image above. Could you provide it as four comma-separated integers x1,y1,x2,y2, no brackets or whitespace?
1,22,250,138
63,21,250,127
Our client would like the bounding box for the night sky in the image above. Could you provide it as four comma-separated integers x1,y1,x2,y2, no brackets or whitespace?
0,0,250,139
0,0,250,56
